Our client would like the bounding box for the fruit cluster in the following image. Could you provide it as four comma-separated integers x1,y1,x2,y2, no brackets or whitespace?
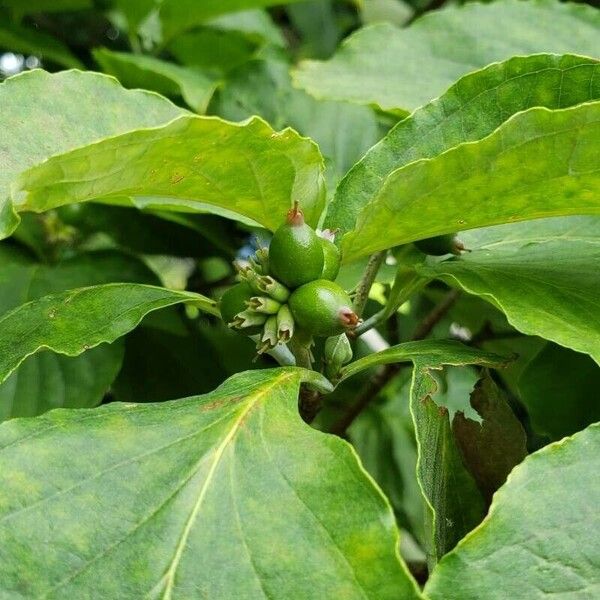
219,203,359,355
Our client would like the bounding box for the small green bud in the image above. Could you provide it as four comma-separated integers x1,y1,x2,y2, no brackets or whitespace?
258,275,290,303
254,247,270,274
231,309,267,330
246,296,282,314
276,304,295,343
324,334,353,380
238,266,264,295
257,315,278,354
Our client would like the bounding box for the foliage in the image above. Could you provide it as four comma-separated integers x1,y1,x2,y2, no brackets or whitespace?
0,0,598,597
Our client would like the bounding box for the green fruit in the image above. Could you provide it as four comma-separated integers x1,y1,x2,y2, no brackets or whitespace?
289,280,358,338
219,282,262,335
319,235,341,281
269,204,324,289
414,234,465,256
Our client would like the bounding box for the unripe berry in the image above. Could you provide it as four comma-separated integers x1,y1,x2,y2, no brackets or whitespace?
289,279,359,338
318,229,341,281
269,202,324,289
219,282,263,335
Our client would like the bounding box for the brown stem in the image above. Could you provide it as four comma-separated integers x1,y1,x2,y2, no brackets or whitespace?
329,288,460,436
352,251,386,318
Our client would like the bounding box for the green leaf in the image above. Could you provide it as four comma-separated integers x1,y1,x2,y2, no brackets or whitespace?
93,48,217,113
518,342,600,440
214,59,379,190
0,21,83,69
341,101,600,262
1,71,325,237
452,372,527,504
0,368,426,599
0,69,186,219
408,350,511,569
0,344,123,421
327,53,600,238
293,0,600,112
1,0,90,18
0,283,217,386
425,423,600,599
168,27,262,76
348,369,423,544
419,216,600,365
156,0,307,43
340,339,511,382
0,245,158,419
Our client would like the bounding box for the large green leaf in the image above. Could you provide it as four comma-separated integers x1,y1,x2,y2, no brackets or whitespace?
340,339,511,382
0,69,186,235
1,71,325,236
1,0,90,18
327,53,600,237
0,344,123,421
156,0,307,43
0,22,83,69
452,373,527,505
214,58,380,191
341,101,600,262
0,368,427,599
426,423,600,599
293,0,600,112
419,216,600,365
93,48,217,113
0,283,217,386
0,246,157,419
408,349,509,569
518,342,600,440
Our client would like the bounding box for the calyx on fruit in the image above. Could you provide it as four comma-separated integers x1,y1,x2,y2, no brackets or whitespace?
317,229,341,281
289,279,359,338
269,202,324,289
219,282,264,335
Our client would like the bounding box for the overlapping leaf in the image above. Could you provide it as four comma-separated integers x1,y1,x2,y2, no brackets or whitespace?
0,70,325,237
419,216,600,364
0,368,425,599
341,101,600,261
0,246,157,419
406,344,509,568
0,283,217,386
426,423,600,599
293,0,600,112
93,48,217,113
518,342,600,439
328,54,600,238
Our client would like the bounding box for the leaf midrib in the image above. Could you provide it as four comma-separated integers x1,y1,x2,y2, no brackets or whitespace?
160,372,295,599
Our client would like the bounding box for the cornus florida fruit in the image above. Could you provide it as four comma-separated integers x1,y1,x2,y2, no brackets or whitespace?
289,279,359,338
318,229,341,281
220,203,356,357
269,202,324,289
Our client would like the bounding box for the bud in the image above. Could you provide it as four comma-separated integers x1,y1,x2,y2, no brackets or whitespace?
246,296,281,314
238,265,264,295
324,334,353,380
230,309,267,330
254,247,270,274
276,304,295,343
257,315,278,354
258,275,290,303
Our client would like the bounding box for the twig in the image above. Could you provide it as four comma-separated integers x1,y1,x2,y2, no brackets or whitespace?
329,289,461,436
352,251,386,318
